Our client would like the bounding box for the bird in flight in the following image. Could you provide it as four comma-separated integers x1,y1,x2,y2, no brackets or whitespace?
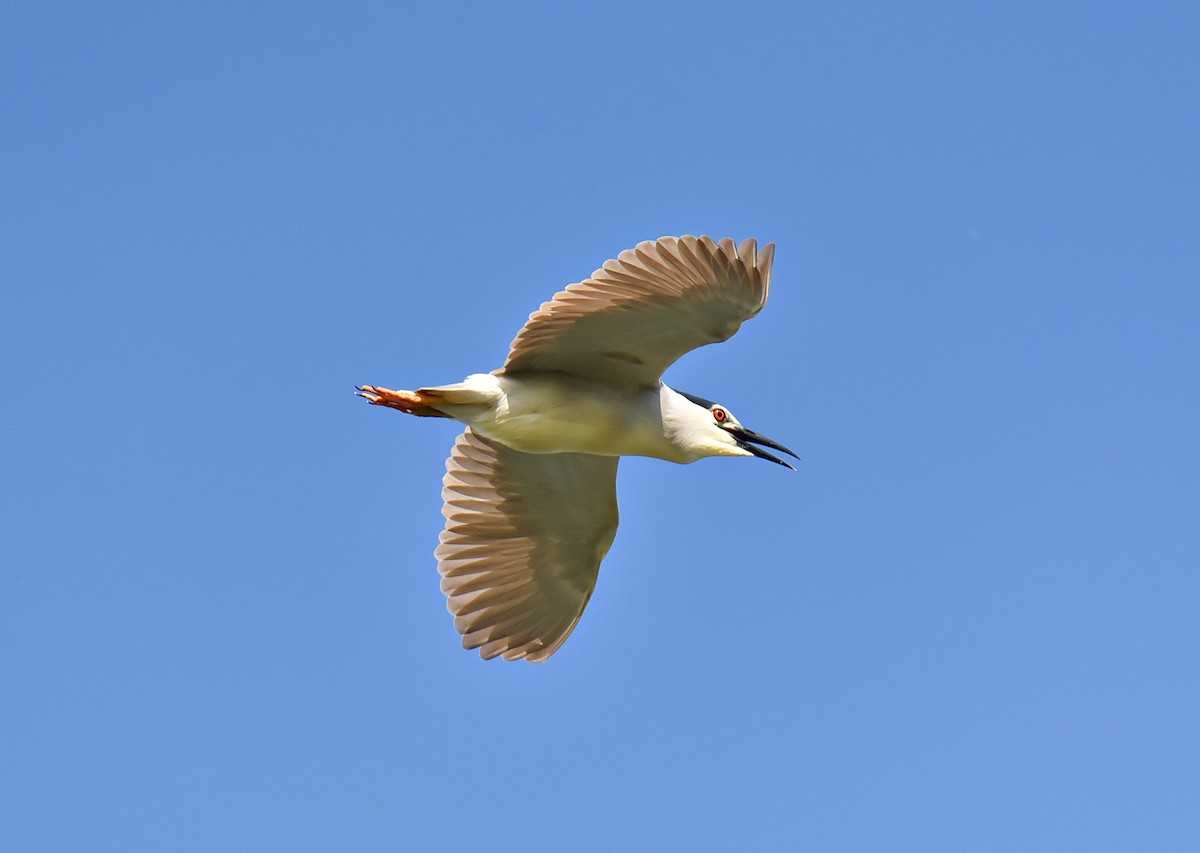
358,235,795,662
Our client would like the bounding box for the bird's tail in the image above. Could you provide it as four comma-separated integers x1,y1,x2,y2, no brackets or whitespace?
356,375,501,419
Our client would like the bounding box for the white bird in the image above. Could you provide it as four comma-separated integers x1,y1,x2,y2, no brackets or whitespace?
358,235,795,662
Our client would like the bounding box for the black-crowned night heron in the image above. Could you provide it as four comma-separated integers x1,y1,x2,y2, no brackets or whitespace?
358,235,795,662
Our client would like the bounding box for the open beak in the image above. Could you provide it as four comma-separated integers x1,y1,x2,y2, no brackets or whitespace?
727,425,799,471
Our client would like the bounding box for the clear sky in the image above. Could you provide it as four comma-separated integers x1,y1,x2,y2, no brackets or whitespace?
3,2,1199,850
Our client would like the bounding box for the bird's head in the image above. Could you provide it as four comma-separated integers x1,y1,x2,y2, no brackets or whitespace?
668,389,798,470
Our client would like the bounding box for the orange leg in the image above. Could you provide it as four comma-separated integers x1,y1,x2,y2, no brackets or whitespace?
355,385,450,418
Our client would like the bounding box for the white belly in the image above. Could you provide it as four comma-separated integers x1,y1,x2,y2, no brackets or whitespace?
454,374,686,462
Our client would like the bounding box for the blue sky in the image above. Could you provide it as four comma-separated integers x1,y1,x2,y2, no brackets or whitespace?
3,2,1199,850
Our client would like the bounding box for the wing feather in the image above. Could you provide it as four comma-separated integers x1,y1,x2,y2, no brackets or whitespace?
435,429,620,662
499,235,774,389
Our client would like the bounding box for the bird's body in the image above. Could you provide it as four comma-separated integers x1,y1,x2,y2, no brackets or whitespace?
410,373,743,463
359,235,794,662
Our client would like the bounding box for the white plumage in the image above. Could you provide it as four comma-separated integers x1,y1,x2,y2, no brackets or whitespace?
359,235,795,662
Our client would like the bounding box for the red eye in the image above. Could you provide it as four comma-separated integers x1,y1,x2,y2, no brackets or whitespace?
712,408,727,422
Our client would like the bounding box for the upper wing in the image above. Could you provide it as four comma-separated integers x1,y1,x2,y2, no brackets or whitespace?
435,429,620,662
499,235,775,390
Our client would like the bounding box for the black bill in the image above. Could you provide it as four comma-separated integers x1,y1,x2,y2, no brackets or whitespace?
727,426,799,471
